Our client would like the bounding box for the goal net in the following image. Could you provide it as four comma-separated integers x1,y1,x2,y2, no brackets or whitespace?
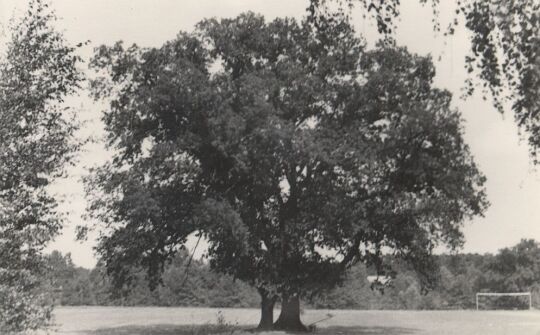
476,292,532,310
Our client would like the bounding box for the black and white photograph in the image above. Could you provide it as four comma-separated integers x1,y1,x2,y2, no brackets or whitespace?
0,0,539,334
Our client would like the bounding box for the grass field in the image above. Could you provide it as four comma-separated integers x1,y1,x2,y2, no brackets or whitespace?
48,306,540,335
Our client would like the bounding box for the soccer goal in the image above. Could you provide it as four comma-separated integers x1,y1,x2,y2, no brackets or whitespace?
476,292,532,310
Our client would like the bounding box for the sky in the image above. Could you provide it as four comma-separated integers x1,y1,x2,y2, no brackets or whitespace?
1,0,539,269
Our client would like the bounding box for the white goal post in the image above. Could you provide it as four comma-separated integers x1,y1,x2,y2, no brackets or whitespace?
476,292,532,310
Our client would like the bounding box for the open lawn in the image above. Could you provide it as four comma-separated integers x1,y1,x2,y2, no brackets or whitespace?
48,306,540,335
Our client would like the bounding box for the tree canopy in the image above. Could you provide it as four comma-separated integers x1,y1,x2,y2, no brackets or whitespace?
0,0,82,332
87,12,487,330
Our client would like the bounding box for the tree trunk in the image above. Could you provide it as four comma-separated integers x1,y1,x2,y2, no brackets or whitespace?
257,289,276,330
274,294,308,332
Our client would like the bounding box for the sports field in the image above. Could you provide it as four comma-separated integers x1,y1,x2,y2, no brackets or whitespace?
49,306,540,335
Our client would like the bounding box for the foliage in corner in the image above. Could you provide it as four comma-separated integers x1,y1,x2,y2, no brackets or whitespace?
309,0,540,162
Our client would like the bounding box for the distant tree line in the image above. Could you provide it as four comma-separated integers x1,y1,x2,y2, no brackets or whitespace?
45,239,540,310
43,250,259,308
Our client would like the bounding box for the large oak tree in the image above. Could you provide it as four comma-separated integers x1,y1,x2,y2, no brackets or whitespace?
86,13,487,330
